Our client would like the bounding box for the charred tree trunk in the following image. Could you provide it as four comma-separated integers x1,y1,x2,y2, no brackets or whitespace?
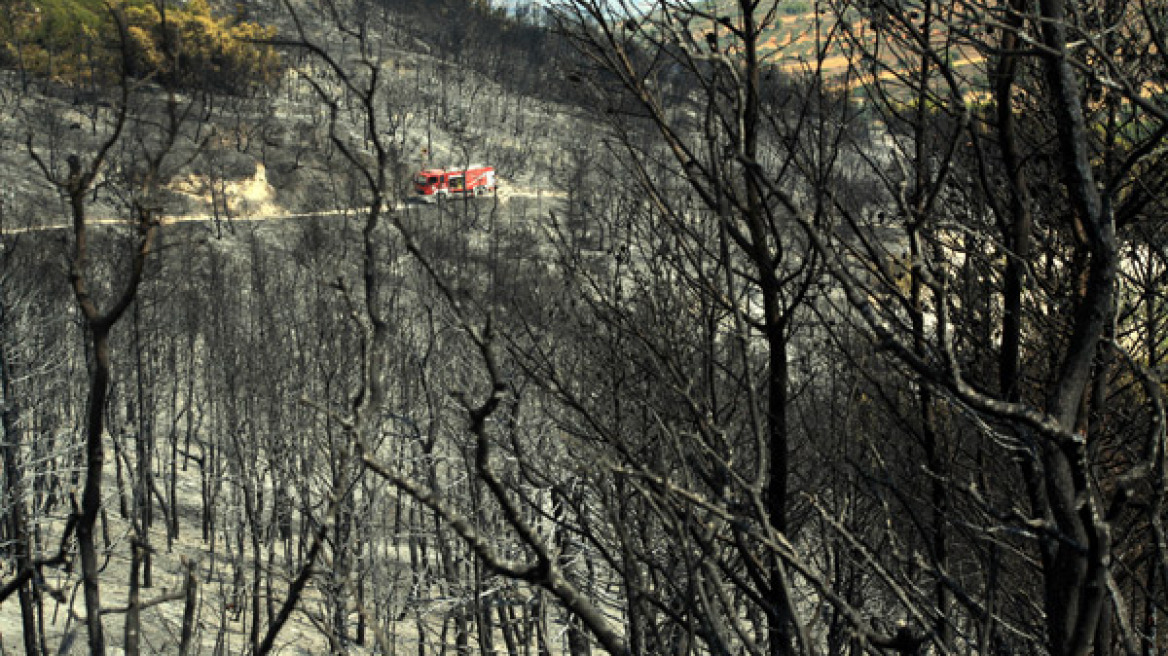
1037,1,1118,653
78,325,113,655
0,298,40,656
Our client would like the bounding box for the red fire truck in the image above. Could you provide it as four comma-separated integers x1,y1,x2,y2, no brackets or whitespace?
413,165,497,201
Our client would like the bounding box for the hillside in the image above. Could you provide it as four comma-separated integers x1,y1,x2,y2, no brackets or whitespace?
1,0,1167,655
670,0,986,94
0,1,598,653
0,0,591,226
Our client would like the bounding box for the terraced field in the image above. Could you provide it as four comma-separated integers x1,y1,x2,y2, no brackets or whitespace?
691,2,988,93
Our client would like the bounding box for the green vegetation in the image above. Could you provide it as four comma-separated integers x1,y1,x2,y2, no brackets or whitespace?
780,0,809,15
0,0,280,93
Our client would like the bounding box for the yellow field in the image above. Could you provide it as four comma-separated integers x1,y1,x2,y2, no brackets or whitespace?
702,11,988,90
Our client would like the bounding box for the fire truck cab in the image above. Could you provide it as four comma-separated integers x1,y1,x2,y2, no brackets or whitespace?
413,165,497,201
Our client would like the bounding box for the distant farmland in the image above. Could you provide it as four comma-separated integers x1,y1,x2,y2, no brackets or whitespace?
691,4,987,94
